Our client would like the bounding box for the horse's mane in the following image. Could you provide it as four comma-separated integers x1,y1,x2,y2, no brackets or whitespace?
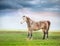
25,16,31,27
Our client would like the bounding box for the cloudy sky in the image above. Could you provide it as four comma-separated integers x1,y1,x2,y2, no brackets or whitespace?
0,0,60,31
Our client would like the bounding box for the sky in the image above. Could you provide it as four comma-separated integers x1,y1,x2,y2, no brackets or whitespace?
0,0,60,31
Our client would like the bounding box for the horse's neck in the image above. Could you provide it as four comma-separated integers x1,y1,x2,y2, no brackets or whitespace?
26,17,31,27
26,18,33,27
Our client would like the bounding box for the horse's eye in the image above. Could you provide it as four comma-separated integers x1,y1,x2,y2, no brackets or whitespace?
23,17,25,20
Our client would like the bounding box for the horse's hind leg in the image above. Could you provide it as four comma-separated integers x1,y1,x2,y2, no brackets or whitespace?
42,29,46,39
43,31,45,39
46,31,48,38
46,28,49,38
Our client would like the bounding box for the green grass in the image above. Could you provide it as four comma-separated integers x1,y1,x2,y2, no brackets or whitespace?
0,31,60,46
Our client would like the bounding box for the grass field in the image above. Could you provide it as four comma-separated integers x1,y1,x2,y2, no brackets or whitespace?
0,31,60,46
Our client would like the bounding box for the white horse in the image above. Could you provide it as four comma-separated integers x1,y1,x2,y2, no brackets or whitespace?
21,16,50,39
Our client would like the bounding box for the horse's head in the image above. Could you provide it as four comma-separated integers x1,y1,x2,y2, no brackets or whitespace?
20,16,27,24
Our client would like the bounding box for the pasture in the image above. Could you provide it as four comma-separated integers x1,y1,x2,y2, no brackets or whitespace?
0,31,60,46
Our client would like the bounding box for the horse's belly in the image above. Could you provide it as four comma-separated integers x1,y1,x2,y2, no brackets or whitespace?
31,25,40,30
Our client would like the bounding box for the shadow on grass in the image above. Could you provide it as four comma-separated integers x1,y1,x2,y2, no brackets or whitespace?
33,36,60,40
49,36,60,40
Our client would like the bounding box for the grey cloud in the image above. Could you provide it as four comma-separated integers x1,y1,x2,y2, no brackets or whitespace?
0,0,60,12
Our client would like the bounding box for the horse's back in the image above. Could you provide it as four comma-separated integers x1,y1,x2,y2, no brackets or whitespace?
39,21,50,29
40,21,50,25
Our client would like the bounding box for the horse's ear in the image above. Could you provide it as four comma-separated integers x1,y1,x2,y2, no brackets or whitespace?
23,16,25,17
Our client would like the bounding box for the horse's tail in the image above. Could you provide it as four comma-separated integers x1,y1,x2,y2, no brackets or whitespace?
47,21,51,31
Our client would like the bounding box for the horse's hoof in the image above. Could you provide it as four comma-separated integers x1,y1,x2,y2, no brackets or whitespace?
30,38,33,40
26,38,33,40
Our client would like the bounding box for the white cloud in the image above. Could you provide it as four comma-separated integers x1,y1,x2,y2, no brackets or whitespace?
43,7,60,11
27,0,40,5
52,0,59,3
40,0,47,4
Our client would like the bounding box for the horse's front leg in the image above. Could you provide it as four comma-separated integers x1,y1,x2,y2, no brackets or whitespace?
27,30,32,40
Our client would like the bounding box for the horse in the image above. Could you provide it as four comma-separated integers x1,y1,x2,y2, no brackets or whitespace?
21,16,50,39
